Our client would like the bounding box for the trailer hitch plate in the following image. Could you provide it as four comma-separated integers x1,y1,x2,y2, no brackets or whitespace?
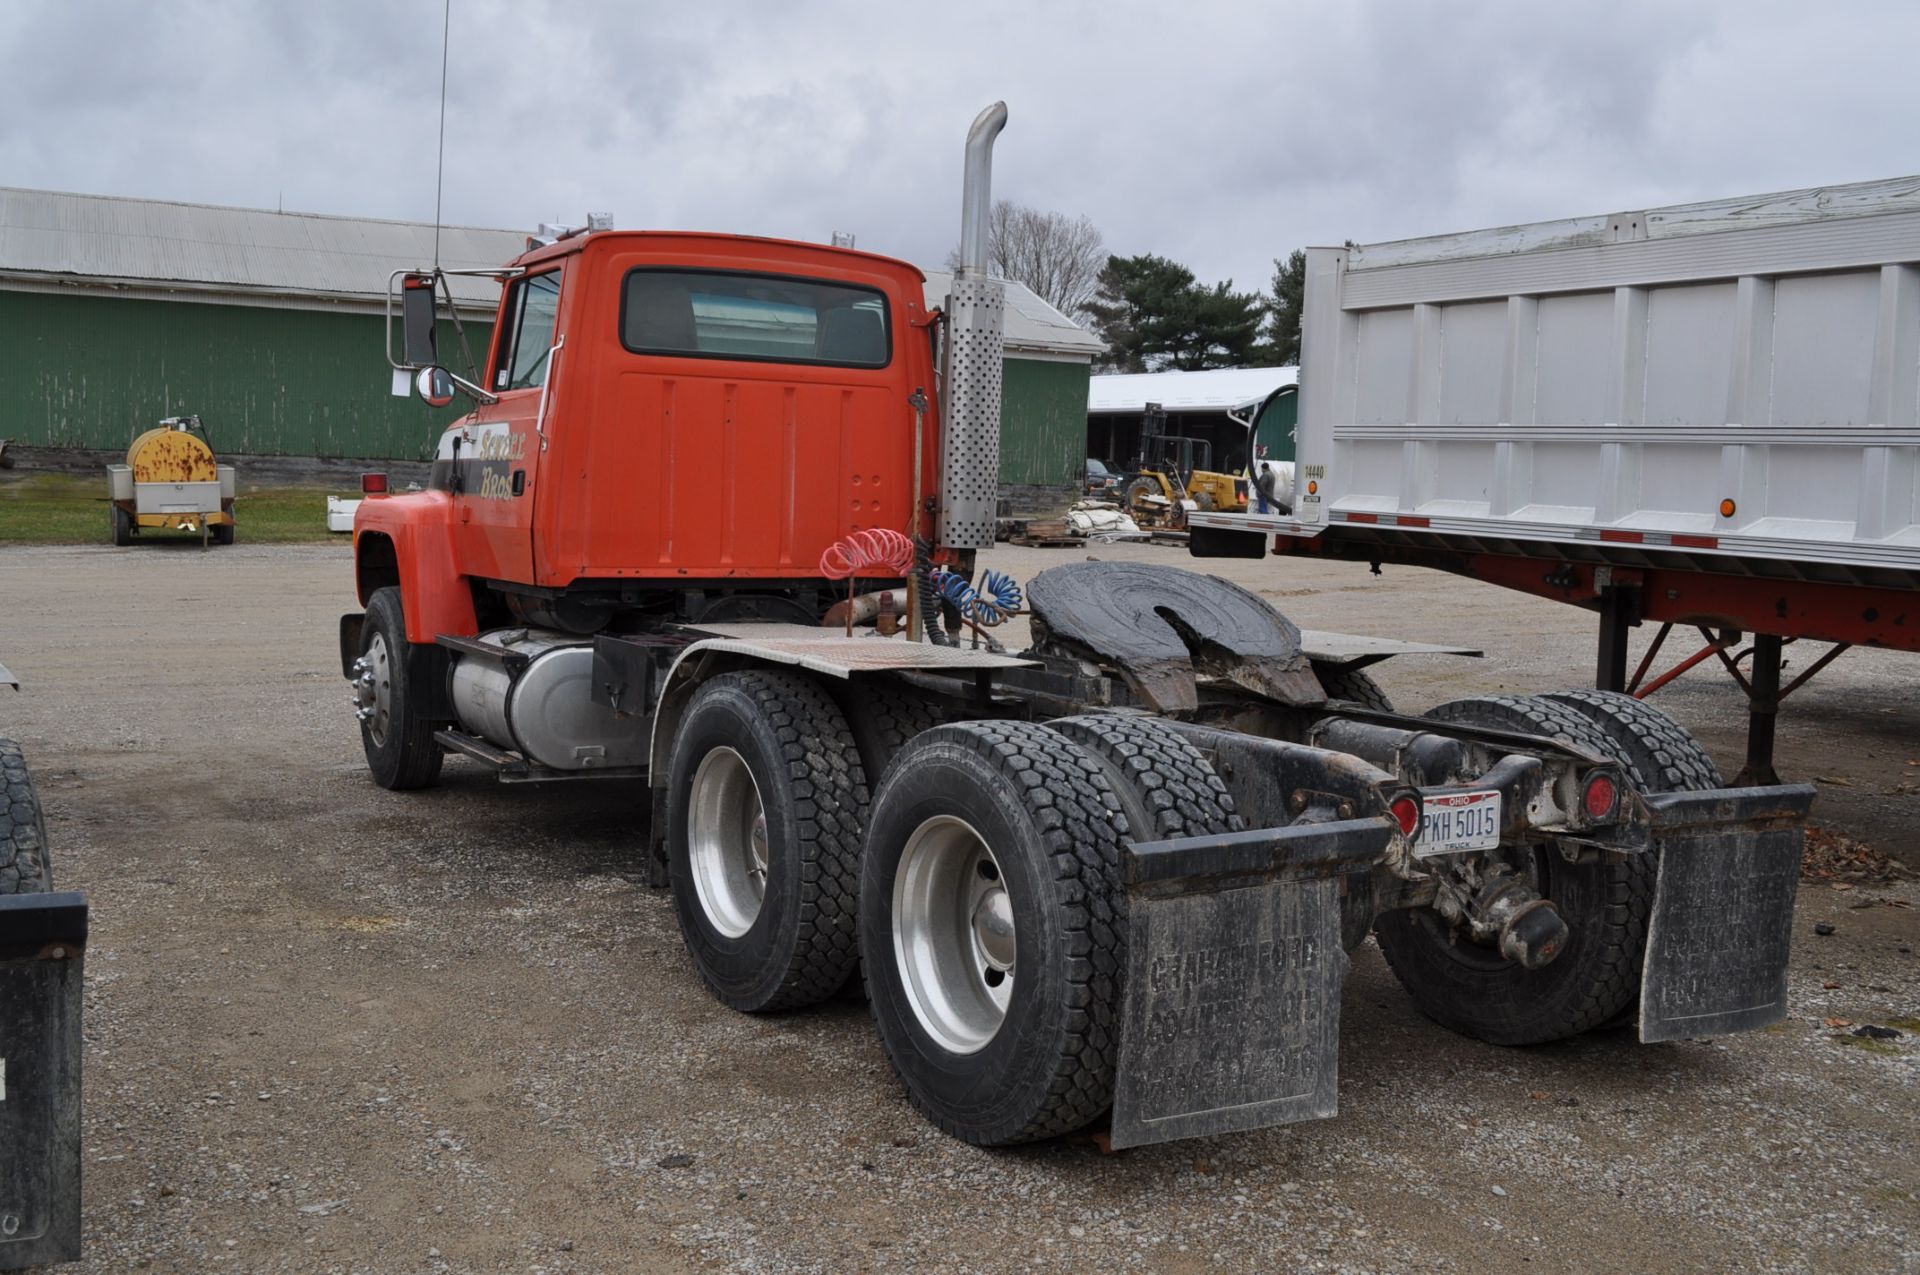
0,892,87,1272
1638,786,1815,1044
1110,817,1392,1149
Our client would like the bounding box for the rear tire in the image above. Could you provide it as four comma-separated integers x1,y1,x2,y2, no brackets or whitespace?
212,520,235,546
110,504,134,547
1537,690,1722,791
0,738,53,895
1374,694,1653,1045
861,722,1128,1145
1050,713,1242,841
355,586,445,791
667,671,866,1012
1311,660,1394,711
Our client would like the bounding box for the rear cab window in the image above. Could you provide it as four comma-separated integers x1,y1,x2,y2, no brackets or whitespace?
494,270,563,391
621,269,891,368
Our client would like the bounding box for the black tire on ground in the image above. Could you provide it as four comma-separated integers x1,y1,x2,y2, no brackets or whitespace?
357,585,446,791
861,721,1128,1146
1311,660,1395,711
1050,713,1243,842
1536,690,1723,791
0,738,53,895
110,504,134,546
212,520,236,546
666,670,867,1013
1373,694,1654,1045
1536,690,1722,1027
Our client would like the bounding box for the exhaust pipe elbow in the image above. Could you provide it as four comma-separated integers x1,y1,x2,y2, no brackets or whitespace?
958,102,1008,276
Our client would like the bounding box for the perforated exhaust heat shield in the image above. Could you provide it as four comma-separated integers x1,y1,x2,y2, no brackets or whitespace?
937,274,1005,550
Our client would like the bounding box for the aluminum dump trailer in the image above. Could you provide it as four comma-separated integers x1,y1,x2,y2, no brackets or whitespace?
1193,175,1920,779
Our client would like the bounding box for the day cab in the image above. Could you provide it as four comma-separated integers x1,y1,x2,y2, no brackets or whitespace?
353,231,943,644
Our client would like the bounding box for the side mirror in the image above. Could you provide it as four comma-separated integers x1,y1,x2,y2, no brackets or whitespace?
401,274,439,368
414,367,455,409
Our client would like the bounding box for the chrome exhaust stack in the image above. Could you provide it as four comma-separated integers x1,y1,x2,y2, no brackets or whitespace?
937,102,1009,552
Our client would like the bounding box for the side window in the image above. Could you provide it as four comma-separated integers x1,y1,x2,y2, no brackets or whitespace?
494,271,562,390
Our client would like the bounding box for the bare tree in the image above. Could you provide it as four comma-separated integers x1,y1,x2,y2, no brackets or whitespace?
946,200,1106,318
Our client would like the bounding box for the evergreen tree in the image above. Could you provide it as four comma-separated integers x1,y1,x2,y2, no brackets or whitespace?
1085,254,1267,372
1263,249,1307,365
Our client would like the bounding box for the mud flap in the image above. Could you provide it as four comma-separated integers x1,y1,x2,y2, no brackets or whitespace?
1638,786,1815,1044
0,892,87,1271
1110,818,1393,1149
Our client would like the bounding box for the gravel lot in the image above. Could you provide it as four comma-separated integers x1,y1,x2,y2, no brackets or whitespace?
1,538,1914,1274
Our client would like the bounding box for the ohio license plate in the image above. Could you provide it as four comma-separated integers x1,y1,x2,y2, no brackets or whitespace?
1415,790,1502,857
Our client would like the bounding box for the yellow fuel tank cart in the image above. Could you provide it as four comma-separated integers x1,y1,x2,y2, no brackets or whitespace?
105,416,236,546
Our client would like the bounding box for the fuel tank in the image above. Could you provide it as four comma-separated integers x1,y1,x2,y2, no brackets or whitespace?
448,629,647,771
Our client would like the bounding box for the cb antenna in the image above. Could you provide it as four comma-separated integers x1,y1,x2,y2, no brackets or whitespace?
432,0,451,269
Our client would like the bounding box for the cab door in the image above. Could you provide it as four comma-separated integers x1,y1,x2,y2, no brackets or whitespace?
447,266,564,584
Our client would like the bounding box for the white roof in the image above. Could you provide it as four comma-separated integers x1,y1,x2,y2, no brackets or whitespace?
0,187,526,311
1088,366,1298,414
920,270,1103,359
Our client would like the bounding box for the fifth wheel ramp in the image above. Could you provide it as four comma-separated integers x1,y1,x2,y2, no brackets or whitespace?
1025,562,1326,712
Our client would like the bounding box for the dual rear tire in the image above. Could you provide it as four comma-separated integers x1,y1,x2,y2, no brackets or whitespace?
665,690,1240,1146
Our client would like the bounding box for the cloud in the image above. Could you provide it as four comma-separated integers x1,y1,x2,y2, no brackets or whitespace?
3,0,1918,299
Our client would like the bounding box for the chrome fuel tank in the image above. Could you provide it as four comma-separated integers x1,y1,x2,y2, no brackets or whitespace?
448,629,647,771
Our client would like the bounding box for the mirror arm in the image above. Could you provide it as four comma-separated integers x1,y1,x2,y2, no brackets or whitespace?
445,370,498,407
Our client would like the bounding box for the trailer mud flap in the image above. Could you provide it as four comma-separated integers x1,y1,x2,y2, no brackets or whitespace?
1638,786,1815,1044
1110,817,1392,1150
0,891,87,1271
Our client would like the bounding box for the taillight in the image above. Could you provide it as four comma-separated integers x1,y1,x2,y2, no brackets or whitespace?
1389,794,1420,838
361,472,389,495
1582,772,1619,821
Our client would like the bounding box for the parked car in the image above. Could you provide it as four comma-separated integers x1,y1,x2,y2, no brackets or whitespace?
1085,457,1121,496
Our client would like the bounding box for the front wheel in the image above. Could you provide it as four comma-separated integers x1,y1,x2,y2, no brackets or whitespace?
353,586,445,790
861,721,1128,1146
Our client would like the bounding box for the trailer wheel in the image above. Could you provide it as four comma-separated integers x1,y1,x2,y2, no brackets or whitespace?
0,738,53,895
1374,694,1653,1045
666,670,866,1012
861,721,1127,1146
1311,660,1394,711
211,521,235,546
354,586,445,791
1051,713,1242,840
110,504,134,547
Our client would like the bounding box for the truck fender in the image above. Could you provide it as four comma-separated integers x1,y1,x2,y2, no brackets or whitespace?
351,492,478,644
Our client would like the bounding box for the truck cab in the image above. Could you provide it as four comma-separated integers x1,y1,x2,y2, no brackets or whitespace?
354,232,943,645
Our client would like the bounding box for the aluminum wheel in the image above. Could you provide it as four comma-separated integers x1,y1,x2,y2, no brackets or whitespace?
892,815,1015,1055
688,746,769,938
352,633,394,747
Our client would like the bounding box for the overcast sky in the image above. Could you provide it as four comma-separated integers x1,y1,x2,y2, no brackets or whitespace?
4,1,1918,303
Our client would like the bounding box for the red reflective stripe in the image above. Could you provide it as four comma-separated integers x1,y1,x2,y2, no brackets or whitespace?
1599,529,1644,543
1670,534,1719,549
1347,512,1380,524
1396,515,1431,528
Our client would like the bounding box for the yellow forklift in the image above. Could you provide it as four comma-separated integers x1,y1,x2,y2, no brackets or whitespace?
1120,403,1248,528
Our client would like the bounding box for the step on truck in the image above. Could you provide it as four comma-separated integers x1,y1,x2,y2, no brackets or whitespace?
343,104,1814,1149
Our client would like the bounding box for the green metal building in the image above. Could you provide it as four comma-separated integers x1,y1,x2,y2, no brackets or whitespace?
0,190,1101,504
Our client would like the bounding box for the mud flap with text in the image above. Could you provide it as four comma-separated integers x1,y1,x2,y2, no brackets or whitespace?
1638,786,1815,1044
1110,817,1393,1149
0,892,87,1272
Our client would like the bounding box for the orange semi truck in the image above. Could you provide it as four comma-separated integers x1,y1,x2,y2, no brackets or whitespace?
341,105,1814,1150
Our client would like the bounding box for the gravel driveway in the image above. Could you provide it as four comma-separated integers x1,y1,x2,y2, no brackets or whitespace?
1,539,1913,1274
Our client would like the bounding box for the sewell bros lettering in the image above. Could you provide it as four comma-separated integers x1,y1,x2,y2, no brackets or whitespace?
473,431,526,501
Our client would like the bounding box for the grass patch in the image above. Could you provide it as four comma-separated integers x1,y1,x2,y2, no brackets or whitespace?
0,473,346,546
